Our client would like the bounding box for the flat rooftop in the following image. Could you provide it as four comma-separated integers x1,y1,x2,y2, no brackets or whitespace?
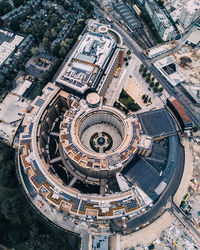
137,108,177,138
0,93,30,144
0,30,24,67
153,56,185,87
55,22,117,93
168,96,191,123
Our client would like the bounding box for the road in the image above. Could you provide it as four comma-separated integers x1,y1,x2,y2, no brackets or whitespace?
93,5,200,127
111,24,200,127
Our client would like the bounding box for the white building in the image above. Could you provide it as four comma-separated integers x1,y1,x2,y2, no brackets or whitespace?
0,30,24,68
145,1,176,41
179,1,200,29
165,0,200,32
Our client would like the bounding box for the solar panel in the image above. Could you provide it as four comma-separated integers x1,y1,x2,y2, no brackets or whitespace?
29,123,33,135
32,172,46,185
35,98,45,107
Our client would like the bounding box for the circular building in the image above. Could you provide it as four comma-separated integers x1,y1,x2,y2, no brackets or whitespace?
59,100,140,180
18,84,184,235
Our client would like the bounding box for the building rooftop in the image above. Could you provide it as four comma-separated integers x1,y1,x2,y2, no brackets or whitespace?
137,108,177,138
55,21,118,93
168,96,191,123
153,56,185,87
0,31,24,68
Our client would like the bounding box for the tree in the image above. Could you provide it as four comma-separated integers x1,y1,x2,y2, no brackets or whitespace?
59,46,67,58
0,2,12,16
13,0,24,8
1,195,23,222
0,161,17,187
149,97,151,102
18,64,25,71
150,81,154,87
127,50,131,55
44,30,53,40
142,72,146,78
139,68,143,73
153,87,158,92
151,77,155,81
125,62,129,66
146,77,150,83
159,87,163,92
43,37,51,51
9,21,20,32
147,72,151,78
31,47,39,56
142,94,146,100
50,16,59,27
155,82,159,87
52,44,61,57
51,29,57,39
143,67,148,73
140,64,144,70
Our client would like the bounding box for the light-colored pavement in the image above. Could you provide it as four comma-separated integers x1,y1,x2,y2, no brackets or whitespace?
173,137,194,206
120,211,174,250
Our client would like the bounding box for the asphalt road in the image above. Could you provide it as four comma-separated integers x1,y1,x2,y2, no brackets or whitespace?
115,26,200,127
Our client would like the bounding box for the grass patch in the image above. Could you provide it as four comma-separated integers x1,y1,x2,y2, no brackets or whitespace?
119,89,141,112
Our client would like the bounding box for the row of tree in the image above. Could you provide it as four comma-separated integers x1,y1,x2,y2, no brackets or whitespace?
139,64,163,93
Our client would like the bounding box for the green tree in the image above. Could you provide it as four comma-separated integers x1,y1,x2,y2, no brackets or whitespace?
1,195,23,222
13,0,24,8
142,72,146,78
140,64,144,70
59,46,67,58
0,2,12,16
150,81,154,87
9,20,20,32
51,29,57,39
127,50,131,55
139,68,143,73
31,47,39,56
143,67,148,73
146,77,150,83
52,44,61,57
0,161,17,187
142,94,146,100
44,29,53,40
155,82,159,87
147,72,151,78
153,87,158,92
43,37,51,51
159,87,163,92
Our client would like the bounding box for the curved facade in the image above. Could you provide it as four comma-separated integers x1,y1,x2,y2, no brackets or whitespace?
18,83,184,235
